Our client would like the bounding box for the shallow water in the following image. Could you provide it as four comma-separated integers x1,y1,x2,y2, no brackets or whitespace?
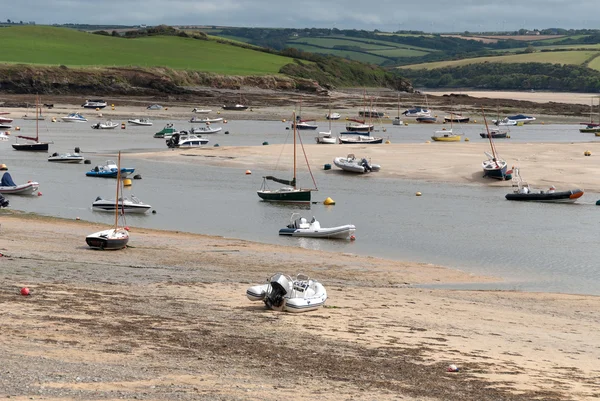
2,118,600,296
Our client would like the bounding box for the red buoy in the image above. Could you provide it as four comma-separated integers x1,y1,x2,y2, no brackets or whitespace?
21,287,30,296
37,191,42,196
350,235,356,241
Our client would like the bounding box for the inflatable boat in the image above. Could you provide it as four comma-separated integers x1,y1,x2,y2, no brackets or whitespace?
279,214,356,239
246,273,327,313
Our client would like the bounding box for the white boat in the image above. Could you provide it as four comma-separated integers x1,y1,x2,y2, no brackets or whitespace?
0,172,39,195
0,131,10,141
48,152,84,163
190,116,223,123
86,152,129,250
91,120,118,129
82,99,108,109
337,134,383,144
22,114,45,121
315,131,337,144
61,113,88,123
333,153,380,173
0,116,13,124
92,195,151,214
192,108,212,114
279,213,356,239
189,126,222,135
345,121,374,132
326,112,341,120
392,117,404,126
127,118,153,126
166,132,209,148
492,117,518,126
507,114,536,124
246,273,328,313
402,106,431,118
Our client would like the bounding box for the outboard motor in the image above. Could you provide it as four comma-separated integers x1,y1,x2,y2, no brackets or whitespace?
167,133,180,148
361,158,372,172
264,273,291,309
0,194,9,208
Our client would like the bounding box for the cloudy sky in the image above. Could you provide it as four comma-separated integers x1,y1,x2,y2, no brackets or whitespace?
10,0,600,32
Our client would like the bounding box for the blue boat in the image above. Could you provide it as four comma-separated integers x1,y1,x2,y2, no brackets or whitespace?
86,160,135,178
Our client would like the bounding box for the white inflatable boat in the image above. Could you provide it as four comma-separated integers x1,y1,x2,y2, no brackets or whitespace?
279,213,356,239
246,273,328,313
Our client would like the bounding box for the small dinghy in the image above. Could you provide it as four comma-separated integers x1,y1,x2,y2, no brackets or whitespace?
246,273,327,313
0,172,39,195
279,213,356,239
505,167,584,203
91,120,118,129
48,152,84,163
333,154,380,173
92,195,152,214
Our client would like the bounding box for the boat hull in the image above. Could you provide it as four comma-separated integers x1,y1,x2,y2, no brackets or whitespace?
86,229,129,250
246,275,327,313
505,189,584,203
222,105,248,111
431,135,461,142
338,135,383,144
279,224,356,239
257,189,312,203
48,156,84,163
483,164,508,180
480,132,508,139
0,182,39,195
86,168,135,178
12,142,49,151
92,200,151,214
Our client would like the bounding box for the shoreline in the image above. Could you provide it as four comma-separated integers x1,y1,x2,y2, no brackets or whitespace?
1,213,599,400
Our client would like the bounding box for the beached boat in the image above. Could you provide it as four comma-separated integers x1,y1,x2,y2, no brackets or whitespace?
505,167,583,203
580,98,600,133
417,116,437,124
91,120,118,129
146,104,163,110
246,273,327,313
190,116,223,123
279,213,356,239
506,114,536,124
92,195,151,214
444,114,470,123
257,111,317,203
431,128,460,142
481,111,509,180
326,112,341,120
316,107,336,144
333,153,380,173
402,106,431,118
338,134,383,144
192,108,212,114
128,118,153,126
48,152,84,163
61,113,88,123
82,99,108,109
222,104,248,111
12,96,50,152
393,94,404,126
86,152,130,250
86,160,135,178
166,132,209,148
493,117,518,126
0,172,39,195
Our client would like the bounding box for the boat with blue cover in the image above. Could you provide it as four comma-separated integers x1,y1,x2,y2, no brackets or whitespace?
86,160,135,178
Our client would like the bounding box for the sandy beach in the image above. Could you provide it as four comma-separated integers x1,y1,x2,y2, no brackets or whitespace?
1,91,600,400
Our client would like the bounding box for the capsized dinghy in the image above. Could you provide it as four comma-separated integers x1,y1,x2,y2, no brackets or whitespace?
279,213,356,239
246,273,327,313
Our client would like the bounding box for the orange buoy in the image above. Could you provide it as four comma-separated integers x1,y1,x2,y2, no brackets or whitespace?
245,170,252,175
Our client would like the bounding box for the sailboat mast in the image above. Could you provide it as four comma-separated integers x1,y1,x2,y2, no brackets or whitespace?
115,152,122,229
482,108,499,166
35,96,39,141
293,111,297,189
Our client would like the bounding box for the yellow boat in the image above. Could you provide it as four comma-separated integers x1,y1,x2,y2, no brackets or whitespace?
431,129,461,142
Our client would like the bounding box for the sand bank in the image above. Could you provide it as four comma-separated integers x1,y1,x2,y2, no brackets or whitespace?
0,214,598,400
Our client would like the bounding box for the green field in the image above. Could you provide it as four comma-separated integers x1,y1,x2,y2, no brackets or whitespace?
284,43,389,64
0,25,295,75
587,55,600,71
289,37,394,50
400,50,600,70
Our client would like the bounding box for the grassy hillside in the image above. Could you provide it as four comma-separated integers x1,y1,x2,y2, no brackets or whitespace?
400,50,600,70
0,25,295,75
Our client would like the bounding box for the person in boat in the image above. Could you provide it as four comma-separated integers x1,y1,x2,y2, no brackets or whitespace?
548,185,556,194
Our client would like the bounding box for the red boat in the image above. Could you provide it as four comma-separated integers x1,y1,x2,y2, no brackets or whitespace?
0,116,13,124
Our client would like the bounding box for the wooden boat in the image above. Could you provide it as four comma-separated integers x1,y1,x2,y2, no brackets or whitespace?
246,273,327,313
92,195,151,214
86,152,130,250
333,153,380,173
0,172,39,195
431,128,460,142
481,110,508,180
48,152,84,163
505,168,583,203
278,213,356,239
257,111,317,203
12,96,50,152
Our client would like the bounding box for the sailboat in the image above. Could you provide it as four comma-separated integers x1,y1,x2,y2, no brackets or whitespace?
258,111,318,203
481,109,508,180
316,104,337,144
580,97,600,133
85,152,130,250
12,96,50,151
392,94,404,126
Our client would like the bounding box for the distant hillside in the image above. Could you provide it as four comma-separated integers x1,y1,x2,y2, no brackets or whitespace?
0,25,412,94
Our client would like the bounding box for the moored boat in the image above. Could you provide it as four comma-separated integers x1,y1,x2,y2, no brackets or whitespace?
480,129,508,139
128,118,153,126
326,112,341,120
190,116,223,123
86,160,135,178
82,99,108,109
431,128,460,142
91,120,118,129
338,134,383,144
0,172,39,195
279,214,356,239
246,273,327,313
166,132,209,148
505,168,583,203
48,152,84,163
333,153,380,173
62,113,88,123
154,123,178,138
92,195,151,214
